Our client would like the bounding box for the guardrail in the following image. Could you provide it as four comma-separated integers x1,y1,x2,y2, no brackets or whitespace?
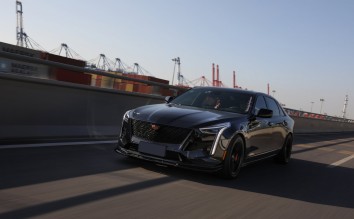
284,108,354,124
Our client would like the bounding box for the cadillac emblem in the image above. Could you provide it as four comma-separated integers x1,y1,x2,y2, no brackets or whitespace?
151,124,160,131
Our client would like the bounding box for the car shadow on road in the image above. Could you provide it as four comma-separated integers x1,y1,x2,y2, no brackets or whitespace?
135,157,354,209
0,144,136,190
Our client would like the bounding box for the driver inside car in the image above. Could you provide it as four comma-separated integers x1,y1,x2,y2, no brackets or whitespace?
202,95,221,109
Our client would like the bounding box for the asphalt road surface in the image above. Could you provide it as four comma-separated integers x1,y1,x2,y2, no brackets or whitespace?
1,132,354,218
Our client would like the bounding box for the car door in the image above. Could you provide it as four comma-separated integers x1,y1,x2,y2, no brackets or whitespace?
264,96,286,151
247,95,273,156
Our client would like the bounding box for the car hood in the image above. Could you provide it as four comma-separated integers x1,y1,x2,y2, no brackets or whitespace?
130,103,245,128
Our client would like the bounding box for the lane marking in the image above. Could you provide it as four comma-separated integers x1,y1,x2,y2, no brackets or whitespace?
338,150,354,155
319,148,336,152
0,140,117,149
337,143,354,147
294,144,312,148
328,154,354,168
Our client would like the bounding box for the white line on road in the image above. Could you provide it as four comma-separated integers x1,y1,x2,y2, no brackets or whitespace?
328,154,354,168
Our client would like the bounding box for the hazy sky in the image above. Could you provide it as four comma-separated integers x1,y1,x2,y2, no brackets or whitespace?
1,0,354,118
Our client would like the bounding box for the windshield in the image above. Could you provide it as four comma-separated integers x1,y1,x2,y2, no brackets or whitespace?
171,88,254,114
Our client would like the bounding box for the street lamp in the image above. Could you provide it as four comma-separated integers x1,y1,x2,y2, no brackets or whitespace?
320,98,325,114
310,101,314,112
272,90,276,97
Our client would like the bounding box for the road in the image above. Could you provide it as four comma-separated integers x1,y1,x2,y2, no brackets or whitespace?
1,133,354,218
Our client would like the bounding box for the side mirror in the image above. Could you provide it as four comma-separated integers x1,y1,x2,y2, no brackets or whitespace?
257,108,273,118
165,96,174,103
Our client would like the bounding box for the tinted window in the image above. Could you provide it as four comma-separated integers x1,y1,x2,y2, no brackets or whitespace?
171,88,254,114
265,97,280,116
279,105,286,116
170,89,200,106
254,95,267,115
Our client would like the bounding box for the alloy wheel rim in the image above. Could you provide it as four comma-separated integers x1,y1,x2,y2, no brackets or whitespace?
231,144,242,173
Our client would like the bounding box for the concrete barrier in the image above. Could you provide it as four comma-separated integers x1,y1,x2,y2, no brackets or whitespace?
0,74,163,144
1,73,353,145
292,116,354,133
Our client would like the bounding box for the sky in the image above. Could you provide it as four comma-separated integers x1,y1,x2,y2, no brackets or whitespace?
1,0,354,118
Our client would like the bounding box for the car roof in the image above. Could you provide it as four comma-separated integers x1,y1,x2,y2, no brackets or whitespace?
192,86,267,97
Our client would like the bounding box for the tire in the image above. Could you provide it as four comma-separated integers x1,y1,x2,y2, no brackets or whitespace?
221,136,245,179
275,134,293,164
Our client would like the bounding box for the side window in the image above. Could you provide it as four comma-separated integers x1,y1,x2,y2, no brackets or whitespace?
254,95,267,115
265,97,280,117
279,105,286,116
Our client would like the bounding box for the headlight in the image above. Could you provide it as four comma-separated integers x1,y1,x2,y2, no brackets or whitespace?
123,110,131,122
184,122,230,154
200,122,231,155
199,122,231,134
120,110,132,144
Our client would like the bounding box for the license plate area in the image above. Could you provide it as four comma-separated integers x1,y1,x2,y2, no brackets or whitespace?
138,141,166,157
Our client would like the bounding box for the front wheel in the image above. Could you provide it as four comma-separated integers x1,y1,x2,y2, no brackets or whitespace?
275,135,293,164
221,136,245,179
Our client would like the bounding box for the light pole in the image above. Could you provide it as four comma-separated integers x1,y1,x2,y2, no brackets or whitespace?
272,90,276,97
320,98,325,114
310,101,314,112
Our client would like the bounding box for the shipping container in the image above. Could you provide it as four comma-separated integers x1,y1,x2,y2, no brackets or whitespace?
147,76,169,85
118,83,126,91
91,74,102,87
99,76,114,88
100,72,122,89
148,86,161,95
125,83,134,92
160,88,174,96
125,74,141,85
137,84,150,94
39,52,91,85
113,80,120,89
51,67,91,85
90,72,122,89
41,52,86,67
125,74,169,85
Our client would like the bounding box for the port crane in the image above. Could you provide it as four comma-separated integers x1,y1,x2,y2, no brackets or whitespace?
16,1,45,51
49,43,84,60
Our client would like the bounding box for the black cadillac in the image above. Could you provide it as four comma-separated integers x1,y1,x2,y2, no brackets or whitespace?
116,87,294,178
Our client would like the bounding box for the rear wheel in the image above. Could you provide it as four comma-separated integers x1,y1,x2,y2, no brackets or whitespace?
221,136,244,179
276,135,293,164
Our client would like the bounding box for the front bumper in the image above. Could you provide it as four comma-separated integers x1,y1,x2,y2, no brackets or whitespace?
115,141,223,172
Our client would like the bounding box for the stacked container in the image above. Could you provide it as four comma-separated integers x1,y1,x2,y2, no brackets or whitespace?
41,52,91,85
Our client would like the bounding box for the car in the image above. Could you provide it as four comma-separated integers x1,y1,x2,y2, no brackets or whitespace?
115,87,294,178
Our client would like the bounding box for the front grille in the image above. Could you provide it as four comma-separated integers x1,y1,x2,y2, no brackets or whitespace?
127,143,138,151
131,119,191,144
